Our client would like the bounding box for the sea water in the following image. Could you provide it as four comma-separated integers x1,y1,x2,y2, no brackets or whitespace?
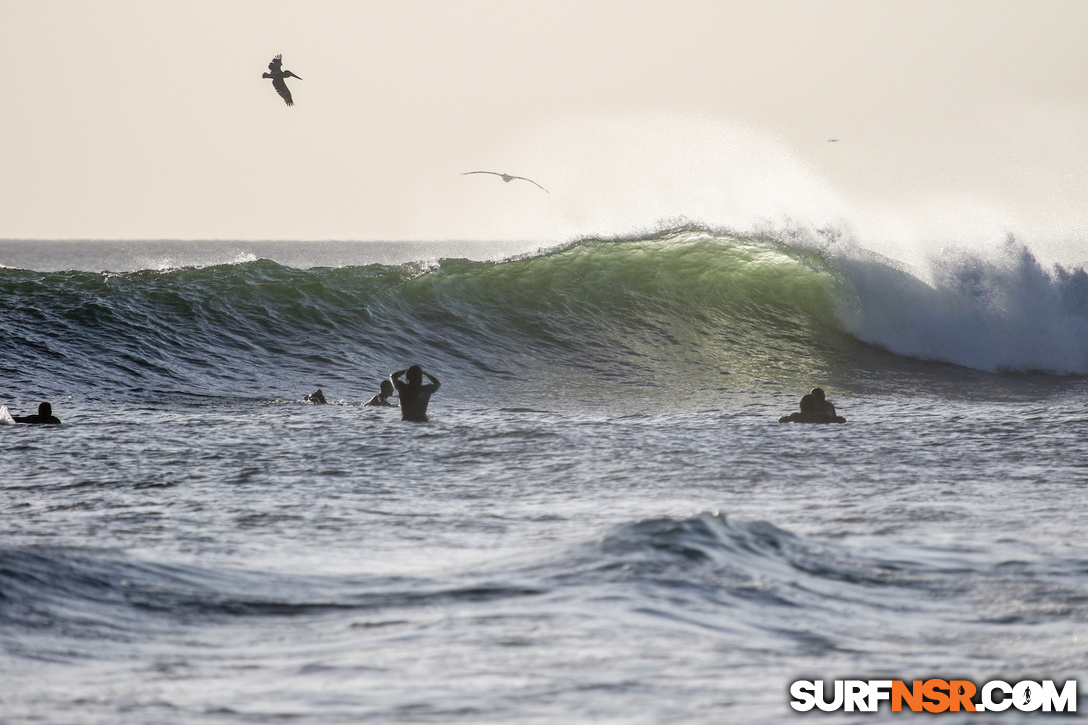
2,229,1087,723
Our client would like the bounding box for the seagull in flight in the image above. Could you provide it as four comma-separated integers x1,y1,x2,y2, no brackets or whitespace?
262,54,302,106
462,171,549,193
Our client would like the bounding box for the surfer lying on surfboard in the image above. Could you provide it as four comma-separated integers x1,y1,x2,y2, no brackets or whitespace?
779,394,845,424
10,401,62,425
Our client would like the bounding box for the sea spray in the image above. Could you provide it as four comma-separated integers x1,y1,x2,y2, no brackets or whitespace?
834,239,1088,374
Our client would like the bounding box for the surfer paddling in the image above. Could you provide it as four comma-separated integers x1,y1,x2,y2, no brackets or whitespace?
390,365,440,422
779,393,845,424
12,401,61,425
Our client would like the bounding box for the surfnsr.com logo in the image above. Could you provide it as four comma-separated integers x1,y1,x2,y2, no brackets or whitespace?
790,679,1077,713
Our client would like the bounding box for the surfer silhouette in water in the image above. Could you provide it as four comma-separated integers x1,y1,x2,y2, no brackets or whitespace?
779,394,845,424
305,389,327,404
390,365,440,422
810,387,837,417
13,402,61,425
364,379,397,407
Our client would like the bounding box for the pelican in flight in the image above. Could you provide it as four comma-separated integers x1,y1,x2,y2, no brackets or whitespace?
262,54,302,106
462,171,549,193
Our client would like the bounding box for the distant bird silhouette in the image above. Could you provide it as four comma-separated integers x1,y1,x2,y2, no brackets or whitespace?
262,54,302,106
462,171,549,193
827,138,840,143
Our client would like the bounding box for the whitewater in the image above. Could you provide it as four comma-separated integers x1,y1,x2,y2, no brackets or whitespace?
2,228,1087,723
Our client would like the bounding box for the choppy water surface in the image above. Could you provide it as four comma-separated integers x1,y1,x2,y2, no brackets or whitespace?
2,232,1087,723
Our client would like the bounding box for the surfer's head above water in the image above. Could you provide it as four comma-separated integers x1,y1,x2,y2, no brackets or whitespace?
809,387,837,416
364,379,397,407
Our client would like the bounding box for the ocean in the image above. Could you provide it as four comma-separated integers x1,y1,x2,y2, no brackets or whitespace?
2,228,1087,723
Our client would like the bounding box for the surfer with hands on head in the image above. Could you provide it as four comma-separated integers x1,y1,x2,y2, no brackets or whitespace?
390,365,440,422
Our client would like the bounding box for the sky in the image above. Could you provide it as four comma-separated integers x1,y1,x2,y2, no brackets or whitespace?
1,0,1086,263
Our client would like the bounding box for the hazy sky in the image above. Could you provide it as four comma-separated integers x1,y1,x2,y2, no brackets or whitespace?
2,0,1086,260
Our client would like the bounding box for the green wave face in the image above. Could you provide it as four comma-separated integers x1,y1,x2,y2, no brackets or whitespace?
29,229,1070,406
399,229,854,397
0,229,861,403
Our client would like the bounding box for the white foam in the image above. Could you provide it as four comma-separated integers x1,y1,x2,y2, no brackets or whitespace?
834,241,1088,374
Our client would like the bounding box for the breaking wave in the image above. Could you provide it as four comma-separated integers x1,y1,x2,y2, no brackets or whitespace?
2,228,1085,405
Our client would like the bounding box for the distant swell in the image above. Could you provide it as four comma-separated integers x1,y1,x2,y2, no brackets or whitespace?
0,547,543,638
